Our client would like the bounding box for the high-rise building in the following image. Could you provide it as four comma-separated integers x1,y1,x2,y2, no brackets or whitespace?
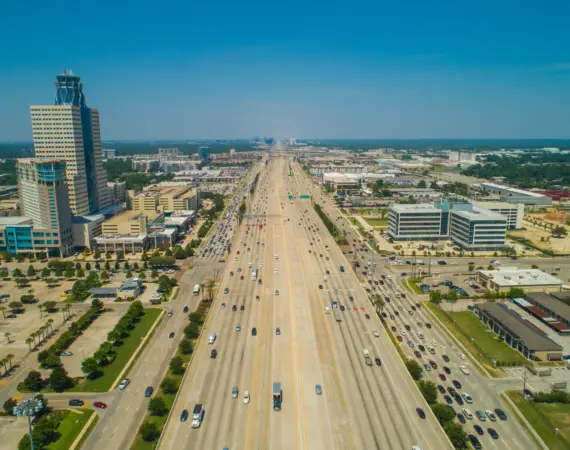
30,70,110,215
3,158,74,257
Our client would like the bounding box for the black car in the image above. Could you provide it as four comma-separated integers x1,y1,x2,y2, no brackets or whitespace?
454,395,464,406
443,395,453,405
180,409,189,422
183,306,189,313
473,425,484,436
457,413,466,424
240,305,245,311
447,387,457,396
68,399,84,407
416,408,426,419
488,428,499,439
452,380,462,389
468,434,482,449
211,349,217,358
349,296,354,301
232,305,237,311
365,314,370,319
495,408,507,421
442,354,450,362
425,323,432,329
145,386,154,397
443,366,451,375
437,385,446,394
252,327,257,336
169,332,175,338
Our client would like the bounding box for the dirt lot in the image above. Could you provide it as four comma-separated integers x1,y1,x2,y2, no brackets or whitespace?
62,307,125,377
509,225,570,254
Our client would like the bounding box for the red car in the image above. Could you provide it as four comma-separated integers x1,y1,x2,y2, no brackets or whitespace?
396,335,403,342
360,307,365,311
439,373,447,381
240,276,244,280
93,401,107,409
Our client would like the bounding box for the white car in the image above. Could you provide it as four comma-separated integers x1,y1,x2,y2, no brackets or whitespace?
243,391,250,404
236,325,241,332
372,329,380,337
462,392,473,404
431,340,438,347
274,268,278,273
459,353,466,360
485,410,497,421
119,379,130,390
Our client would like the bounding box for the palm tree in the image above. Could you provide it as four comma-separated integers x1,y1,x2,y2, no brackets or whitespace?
372,295,385,314
47,319,54,334
4,332,11,343
0,358,7,375
0,306,6,319
5,354,14,369
29,333,37,347
38,304,44,318
25,337,33,352
200,283,206,301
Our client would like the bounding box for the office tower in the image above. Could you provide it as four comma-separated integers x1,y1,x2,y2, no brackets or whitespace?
30,70,110,215
15,158,74,257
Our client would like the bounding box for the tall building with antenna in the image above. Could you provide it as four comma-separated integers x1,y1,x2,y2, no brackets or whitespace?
30,70,110,215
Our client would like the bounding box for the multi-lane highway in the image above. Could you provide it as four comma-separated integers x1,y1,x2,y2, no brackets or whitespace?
159,155,451,450
292,160,540,449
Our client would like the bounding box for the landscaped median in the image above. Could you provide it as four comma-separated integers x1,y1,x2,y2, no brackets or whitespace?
131,302,210,449
425,302,526,377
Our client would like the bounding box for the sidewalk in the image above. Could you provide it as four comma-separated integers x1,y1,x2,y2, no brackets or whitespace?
69,411,98,450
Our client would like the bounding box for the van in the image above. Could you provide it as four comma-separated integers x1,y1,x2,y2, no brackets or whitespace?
208,333,216,344
462,408,473,419
325,306,330,314
460,365,470,375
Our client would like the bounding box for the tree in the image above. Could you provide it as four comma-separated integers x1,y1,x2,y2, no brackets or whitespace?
91,298,104,310
76,268,85,278
417,379,438,404
149,256,176,267
23,370,44,391
188,312,204,325
49,366,73,392
43,301,58,313
161,377,178,394
443,421,468,449
429,291,442,305
417,180,427,189
139,421,160,442
4,331,12,343
41,267,51,278
27,265,36,277
3,397,16,415
431,403,456,425
126,270,133,279
179,338,194,355
9,301,23,314
148,396,167,416
184,323,200,340
174,247,188,259
116,251,125,261
64,268,74,279
101,270,109,281
94,250,101,260
552,225,568,238
507,287,525,299
169,356,185,375
151,269,158,279
165,248,173,257
124,261,130,270
81,357,100,377
25,337,34,351
468,263,475,272
371,294,385,313
405,359,423,380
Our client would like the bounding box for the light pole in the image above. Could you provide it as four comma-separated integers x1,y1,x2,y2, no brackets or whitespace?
13,397,44,450
370,228,375,289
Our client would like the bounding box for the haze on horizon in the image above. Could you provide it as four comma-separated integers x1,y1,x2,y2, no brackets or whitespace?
1,0,570,141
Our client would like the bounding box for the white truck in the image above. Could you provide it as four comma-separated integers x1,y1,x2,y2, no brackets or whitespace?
362,349,373,366
459,365,470,375
192,404,204,428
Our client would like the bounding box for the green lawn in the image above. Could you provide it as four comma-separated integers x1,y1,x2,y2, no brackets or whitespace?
406,277,423,295
506,391,570,450
46,409,94,450
71,308,162,392
363,217,388,227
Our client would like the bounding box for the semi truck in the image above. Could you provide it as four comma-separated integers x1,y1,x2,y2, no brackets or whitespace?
191,404,204,428
273,383,282,411
363,349,373,366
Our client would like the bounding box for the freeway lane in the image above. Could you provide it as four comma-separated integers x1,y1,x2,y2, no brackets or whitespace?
160,156,451,450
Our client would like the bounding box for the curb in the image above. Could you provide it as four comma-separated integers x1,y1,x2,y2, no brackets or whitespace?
68,409,97,450
500,392,549,450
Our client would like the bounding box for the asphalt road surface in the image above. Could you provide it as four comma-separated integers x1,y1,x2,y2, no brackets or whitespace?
159,156,452,450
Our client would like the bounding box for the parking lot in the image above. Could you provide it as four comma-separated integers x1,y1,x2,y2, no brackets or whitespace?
62,307,125,377
0,417,29,450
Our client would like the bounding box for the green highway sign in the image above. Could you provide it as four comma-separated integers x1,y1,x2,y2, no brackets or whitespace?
300,194,310,199
288,195,293,199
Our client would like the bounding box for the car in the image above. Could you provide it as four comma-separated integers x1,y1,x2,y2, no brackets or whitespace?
349,295,354,301
488,428,499,439
252,327,257,336
417,322,422,327
447,387,457,396
452,380,462,389
424,363,431,371
319,284,323,289
485,409,497,421
416,408,426,419
454,395,464,406
231,305,237,311
375,358,382,366
494,408,507,421
276,328,281,335
243,391,250,404
167,310,173,317
443,366,451,375
211,349,217,358
365,313,371,319
275,290,279,295
69,399,84,406
430,360,438,369
240,305,245,311
119,379,130,390
442,354,450,362
93,401,107,409
396,335,403,342
405,324,411,330
475,410,486,421
145,386,154,397
473,424,484,436
425,323,432,329
232,386,239,398
443,395,453,405
169,332,175,338
439,373,447,381
414,351,421,358
236,325,241,332
224,288,229,294
221,303,226,308
183,306,189,313
391,326,397,332
315,384,323,395
418,345,425,352
60,351,73,356
180,409,189,422
437,385,446,394
462,392,473,404
468,434,482,449
457,413,466,424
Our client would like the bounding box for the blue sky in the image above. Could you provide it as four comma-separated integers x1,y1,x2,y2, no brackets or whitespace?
1,0,570,140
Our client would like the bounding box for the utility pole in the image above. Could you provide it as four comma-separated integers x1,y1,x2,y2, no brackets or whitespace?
370,228,375,289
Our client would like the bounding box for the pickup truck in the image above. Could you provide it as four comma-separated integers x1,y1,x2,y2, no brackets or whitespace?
460,365,470,375
191,404,204,428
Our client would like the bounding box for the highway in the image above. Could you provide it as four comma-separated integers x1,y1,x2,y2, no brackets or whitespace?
159,155,451,450
293,160,540,449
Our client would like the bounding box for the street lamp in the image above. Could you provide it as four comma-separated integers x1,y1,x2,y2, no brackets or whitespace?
13,397,44,450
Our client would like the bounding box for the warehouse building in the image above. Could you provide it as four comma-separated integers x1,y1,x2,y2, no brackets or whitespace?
480,182,552,206
473,303,562,361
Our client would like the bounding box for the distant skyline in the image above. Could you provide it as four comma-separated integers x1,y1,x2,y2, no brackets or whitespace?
2,0,570,140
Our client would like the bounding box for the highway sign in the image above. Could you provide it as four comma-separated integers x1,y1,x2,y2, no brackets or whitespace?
288,195,293,199
300,194,310,199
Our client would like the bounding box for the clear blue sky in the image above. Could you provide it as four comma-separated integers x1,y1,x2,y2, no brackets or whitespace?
2,0,570,140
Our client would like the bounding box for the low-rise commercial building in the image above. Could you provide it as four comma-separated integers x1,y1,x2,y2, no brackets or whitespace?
90,278,144,300
311,165,365,175
477,267,563,292
523,292,570,333
472,201,524,229
480,182,552,206
473,303,562,361
322,173,361,190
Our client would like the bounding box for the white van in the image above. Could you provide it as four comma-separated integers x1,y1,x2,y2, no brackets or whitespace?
325,306,331,314
462,408,473,419
460,365,470,375
208,333,216,344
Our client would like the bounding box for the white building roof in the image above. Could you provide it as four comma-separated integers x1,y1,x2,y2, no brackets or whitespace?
390,203,441,213
481,182,546,198
451,206,506,222
478,267,562,287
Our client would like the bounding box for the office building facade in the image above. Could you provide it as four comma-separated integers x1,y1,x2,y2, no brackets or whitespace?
30,70,110,215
